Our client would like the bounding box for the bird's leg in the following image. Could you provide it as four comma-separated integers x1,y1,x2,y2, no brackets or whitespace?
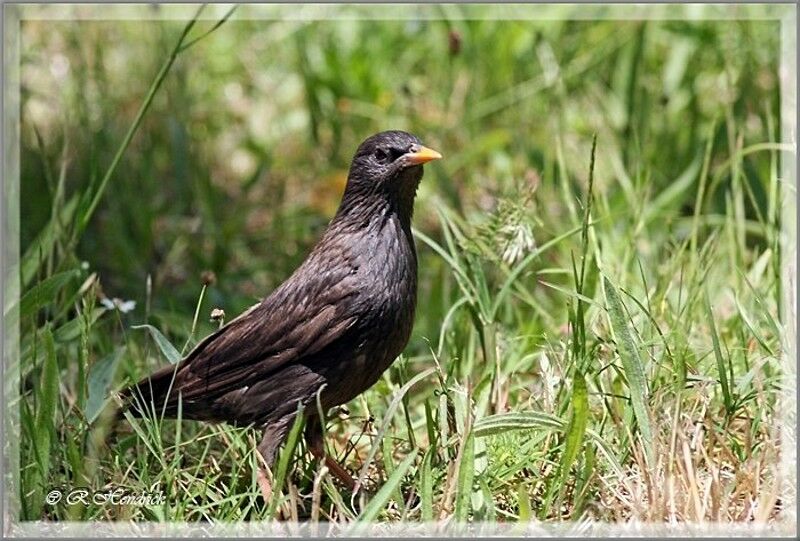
305,416,356,491
256,422,289,506
311,446,356,492
256,466,273,502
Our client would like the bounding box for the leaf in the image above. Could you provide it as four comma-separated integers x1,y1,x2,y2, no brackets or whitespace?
349,449,418,533
538,279,604,309
473,411,564,437
381,435,403,507
573,439,597,516
424,398,438,452
132,324,182,364
420,449,434,522
35,327,59,477
454,428,475,522
54,307,107,343
554,372,589,508
662,37,696,94
603,277,654,461
478,476,496,522
517,483,532,522
19,399,41,519
473,413,626,480
85,346,126,423
19,195,78,288
18,269,81,319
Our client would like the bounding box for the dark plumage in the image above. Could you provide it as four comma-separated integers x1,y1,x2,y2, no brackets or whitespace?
119,131,441,486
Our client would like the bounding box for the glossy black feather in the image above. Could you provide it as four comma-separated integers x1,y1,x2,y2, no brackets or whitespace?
120,130,431,463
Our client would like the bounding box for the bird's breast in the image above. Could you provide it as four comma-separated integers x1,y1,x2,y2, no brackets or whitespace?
317,216,417,406
363,216,417,318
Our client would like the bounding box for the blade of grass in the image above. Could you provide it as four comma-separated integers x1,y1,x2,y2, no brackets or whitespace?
603,276,654,463
76,6,210,235
18,269,81,319
35,327,59,469
689,119,717,260
420,448,434,522
473,411,626,480
517,482,532,522
553,372,589,511
181,284,208,355
266,403,305,518
349,449,418,532
178,4,239,53
473,411,564,435
732,292,775,357
704,291,734,415
85,346,126,423
490,222,589,320
132,324,182,365
353,367,434,495
642,152,702,224
453,422,475,522
18,196,78,289
381,435,403,508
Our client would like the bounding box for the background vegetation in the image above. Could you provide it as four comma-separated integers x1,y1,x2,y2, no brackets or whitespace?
13,4,792,528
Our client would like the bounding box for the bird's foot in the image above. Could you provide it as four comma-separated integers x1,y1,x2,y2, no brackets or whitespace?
305,416,357,492
257,466,294,520
324,454,357,492
309,445,356,492
257,467,273,502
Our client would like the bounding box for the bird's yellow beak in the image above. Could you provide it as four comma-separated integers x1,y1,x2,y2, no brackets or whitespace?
406,145,442,165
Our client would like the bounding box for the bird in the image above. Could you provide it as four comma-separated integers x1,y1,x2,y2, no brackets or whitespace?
118,130,441,497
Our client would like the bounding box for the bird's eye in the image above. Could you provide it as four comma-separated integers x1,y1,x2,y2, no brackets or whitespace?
374,149,389,163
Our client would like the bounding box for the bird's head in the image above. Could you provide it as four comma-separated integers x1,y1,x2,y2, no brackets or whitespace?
342,131,441,215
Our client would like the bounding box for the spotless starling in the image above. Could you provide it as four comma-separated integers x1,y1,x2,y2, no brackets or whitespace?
120,130,441,494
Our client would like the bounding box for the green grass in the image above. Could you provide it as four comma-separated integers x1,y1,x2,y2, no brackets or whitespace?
13,5,789,526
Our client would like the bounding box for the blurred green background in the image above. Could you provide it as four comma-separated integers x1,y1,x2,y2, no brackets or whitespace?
20,10,781,346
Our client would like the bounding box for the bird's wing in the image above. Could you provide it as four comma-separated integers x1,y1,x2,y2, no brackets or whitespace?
173,254,360,402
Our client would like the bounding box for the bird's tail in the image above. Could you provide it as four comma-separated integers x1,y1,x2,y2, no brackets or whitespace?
116,364,184,421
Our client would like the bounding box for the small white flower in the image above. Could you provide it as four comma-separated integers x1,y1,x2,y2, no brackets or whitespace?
101,297,136,313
